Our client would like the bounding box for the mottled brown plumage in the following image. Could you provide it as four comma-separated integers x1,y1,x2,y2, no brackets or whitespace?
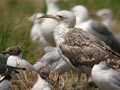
38,10,120,88
2,46,22,56
60,28,120,69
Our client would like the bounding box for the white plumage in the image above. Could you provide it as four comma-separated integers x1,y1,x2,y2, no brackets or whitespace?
2,46,34,71
34,47,71,75
7,55,34,70
31,66,51,90
29,13,49,46
31,75,51,90
92,61,120,90
30,0,61,46
40,0,61,46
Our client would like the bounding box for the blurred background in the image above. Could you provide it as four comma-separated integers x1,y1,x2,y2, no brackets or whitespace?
0,0,120,63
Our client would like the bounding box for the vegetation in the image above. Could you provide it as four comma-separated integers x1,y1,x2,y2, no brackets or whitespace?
0,0,120,62
0,0,120,89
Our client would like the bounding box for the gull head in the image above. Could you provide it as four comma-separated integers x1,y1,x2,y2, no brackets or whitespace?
96,8,113,20
29,13,44,24
71,5,89,23
2,46,22,56
39,66,50,81
38,10,76,28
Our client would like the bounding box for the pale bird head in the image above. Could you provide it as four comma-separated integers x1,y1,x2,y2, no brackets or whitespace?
96,8,113,20
38,10,76,28
29,13,44,23
71,5,89,23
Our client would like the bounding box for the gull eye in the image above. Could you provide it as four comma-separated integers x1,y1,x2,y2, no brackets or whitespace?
57,15,65,20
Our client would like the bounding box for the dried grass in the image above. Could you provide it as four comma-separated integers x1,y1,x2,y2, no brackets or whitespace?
10,70,38,90
10,70,99,90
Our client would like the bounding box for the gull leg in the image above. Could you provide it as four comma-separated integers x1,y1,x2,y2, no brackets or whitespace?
84,73,90,89
77,71,81,82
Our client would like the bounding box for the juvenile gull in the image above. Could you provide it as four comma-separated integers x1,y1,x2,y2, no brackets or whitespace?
31,66,51,90
29,13,49,46
92,61,120,90
2,46,34,71
72,5,120,53
38,10,120,87
96,8,113,31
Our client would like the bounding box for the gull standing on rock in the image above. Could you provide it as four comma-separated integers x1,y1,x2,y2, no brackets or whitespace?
92,61,120,90
38,10,120,88
72,5,120,54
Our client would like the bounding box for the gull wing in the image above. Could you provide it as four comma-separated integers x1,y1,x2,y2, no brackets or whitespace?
108,69,120,88
91,20,120,53
60,28,120,68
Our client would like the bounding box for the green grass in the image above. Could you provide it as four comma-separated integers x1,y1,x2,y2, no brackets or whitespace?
0,0,120,63
0,0,119,90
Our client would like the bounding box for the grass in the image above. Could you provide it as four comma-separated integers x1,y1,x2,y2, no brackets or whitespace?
10,70,99,90
0,0,120,61
0,0,120,90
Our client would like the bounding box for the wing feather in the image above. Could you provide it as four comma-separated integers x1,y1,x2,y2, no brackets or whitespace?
60,28,120,68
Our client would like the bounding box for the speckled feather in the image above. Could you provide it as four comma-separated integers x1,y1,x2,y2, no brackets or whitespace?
60,28,120,68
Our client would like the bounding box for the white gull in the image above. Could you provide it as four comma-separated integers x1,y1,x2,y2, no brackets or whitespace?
29,13,49,46
92,61,120,90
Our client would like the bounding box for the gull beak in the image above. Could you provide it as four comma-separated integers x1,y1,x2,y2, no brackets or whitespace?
38,15,58,21
90,13,101,21
23,17,30,22
1,51,9,54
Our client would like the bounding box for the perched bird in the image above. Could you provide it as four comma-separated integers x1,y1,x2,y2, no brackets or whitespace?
96,8,113,31
0,75,11,90
38,10,120,88
2,46,34,72
40,0,61,46
31,66,51,90
92,61,120,90
29,13,49,46
72,5,120,53
34,47,71,75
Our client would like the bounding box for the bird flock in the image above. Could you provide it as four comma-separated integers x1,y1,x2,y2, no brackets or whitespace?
0,0,120,90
